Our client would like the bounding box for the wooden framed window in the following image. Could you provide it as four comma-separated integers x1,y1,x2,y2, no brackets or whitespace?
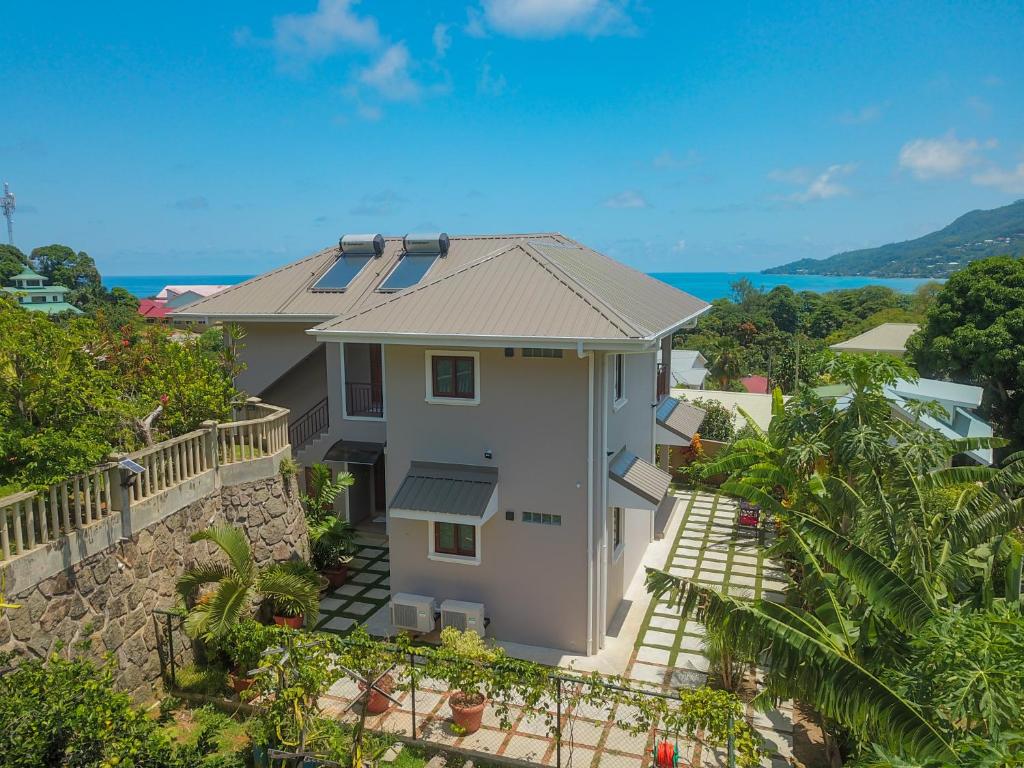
434,522,476,557
431,355,475,399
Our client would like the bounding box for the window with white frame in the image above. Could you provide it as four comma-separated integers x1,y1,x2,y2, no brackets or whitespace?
429,521,481,564
425,350,480,405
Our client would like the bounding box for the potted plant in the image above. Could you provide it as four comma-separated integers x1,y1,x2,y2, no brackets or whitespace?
176,526,320,641
269,560,321,628
310,515,357,589
340,626,399,715
220,619,276,693
302,464,357,587
425,626,501,735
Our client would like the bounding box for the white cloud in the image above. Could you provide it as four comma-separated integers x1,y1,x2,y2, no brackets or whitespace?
798,164,856,201
770,164,856,202
898,135,991,179
432,23,452,58
464,7,488,37
672,239,686,252
972,162,1024,194
269,0,380,61
357,43,421,101
477,57,507,96
767,167,812,185
478,0,634,38
603,190,649,209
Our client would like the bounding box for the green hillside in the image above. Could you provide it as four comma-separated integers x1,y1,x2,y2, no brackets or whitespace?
765,199,1024,277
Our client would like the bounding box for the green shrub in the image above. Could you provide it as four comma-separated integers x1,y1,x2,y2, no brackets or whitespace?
0,653,231,767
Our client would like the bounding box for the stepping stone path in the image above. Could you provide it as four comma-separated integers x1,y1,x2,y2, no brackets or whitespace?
315,539,391,636
314,495,798,766
625,490,796,767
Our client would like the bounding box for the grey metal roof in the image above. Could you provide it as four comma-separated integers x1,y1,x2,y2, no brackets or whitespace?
390,462,498,519
173,233,710,343
830,323,919,354
312,238,709,342
656,397,706,442
608,449,672,506
171,235,566,320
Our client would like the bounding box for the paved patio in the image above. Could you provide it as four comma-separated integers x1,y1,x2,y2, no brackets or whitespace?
311,493,798,767
315,537,391,636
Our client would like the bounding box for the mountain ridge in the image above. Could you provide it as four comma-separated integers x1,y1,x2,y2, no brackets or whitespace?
764,199,1024,278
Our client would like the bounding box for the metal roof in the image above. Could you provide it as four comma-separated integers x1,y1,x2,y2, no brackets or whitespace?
390,461,499,520
656,397,706,442
173,233,709,343
608,449,671,506
311,239,709,343
830,323,920,354
171,235,566,320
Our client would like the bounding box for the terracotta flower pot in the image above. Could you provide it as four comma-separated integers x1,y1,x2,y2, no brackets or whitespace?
229,669,255,693
449,691,486,734
273,614,304,629
358,673,395,714
322,564,350,589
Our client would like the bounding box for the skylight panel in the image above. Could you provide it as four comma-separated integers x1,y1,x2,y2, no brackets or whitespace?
377,253,439,292
311,253,372,291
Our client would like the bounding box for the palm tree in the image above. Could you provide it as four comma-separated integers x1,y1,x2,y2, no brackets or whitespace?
646,513,956,761
301,464,357,572
709,339,745,390
176,525,320,640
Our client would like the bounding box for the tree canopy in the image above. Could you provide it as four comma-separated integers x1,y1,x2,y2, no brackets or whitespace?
0,244,28,282
676,280,937,393
648,355,1024,765
910,256,1024,453
0,293,238,488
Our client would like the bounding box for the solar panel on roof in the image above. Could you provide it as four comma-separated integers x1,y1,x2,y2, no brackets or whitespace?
311,253,373,291
377,253,438,292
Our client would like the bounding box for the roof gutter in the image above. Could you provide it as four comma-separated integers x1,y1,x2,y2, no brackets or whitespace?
305,328,658,351
170,313,337,324
643,303,713,343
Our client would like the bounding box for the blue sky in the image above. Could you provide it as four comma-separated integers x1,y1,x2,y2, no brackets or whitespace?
3,1,1023,275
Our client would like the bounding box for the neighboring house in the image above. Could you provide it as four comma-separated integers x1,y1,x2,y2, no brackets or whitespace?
669,350,709,389
2,265,82,315
173,232,709,654
829,322,919,357
138,284,229,323
676,389,788,433
816,378,994,465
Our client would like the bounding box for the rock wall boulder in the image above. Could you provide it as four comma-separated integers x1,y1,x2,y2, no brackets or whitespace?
0,473,307,702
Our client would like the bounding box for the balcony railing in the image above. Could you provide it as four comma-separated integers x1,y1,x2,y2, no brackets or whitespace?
289,397,329,449
0,397,290,562
346,381,383,418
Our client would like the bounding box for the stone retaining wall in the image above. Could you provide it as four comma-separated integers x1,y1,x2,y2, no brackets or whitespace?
0,473,307,701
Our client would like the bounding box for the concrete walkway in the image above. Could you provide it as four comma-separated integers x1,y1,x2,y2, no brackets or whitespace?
314,493,800,766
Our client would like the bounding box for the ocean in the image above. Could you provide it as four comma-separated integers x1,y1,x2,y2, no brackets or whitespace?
103,272,938,303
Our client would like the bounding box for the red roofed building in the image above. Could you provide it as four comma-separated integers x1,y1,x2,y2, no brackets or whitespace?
741,375,769,394
138,298,172,321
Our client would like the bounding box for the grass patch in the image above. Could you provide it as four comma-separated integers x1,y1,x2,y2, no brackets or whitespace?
172,663,228,697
